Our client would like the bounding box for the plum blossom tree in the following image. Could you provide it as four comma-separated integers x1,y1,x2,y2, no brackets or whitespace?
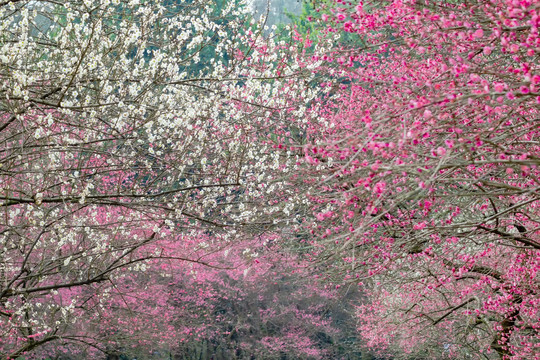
280,0,540,359
0,0,319,358
169,239,356,360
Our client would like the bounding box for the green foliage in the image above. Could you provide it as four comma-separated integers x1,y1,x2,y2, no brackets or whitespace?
274,1,319,49
274,0,367,51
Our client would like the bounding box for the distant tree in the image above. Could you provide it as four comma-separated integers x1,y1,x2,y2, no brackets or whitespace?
170,240,358,360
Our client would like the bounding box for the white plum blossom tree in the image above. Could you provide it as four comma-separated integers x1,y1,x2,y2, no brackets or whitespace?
0,0,315,357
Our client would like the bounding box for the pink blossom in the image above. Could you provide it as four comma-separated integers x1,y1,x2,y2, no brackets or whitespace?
436,147,446,156
473,28,484,39
494,83,505,92
413,222,427,230
373,182,386,194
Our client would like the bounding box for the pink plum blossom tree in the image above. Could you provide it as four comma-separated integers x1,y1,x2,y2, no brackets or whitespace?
280,0,540,359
